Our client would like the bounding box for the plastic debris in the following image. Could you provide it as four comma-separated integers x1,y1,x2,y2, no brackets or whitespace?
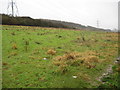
72,76,77,79
43,58,47,60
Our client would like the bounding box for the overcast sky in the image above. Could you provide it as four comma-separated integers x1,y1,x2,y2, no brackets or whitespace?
0,0,119,30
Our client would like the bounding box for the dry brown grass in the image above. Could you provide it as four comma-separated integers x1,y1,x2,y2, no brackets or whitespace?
53,51,100,70
53,61,65,66
82,51,98,56
12,43,17,50
8,52,17,58
10,52,17,56
114,44,118,48
57,64,68,74
83,62,96,69
76,72,91,81
2,62,8,66
47,49,56,55
79,55,99,69
82,56,99,63
54,56,64,61
29,56,36,60
28,56,41,60
54,52,81,61
116,67,120,72
63,52,81,60
39,77,46,81
77,37,80,40
11,32,15,35
32,49,40,55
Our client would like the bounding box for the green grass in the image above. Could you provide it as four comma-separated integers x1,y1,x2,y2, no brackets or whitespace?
0,25,2,89
98,65,120,88
2,25,119,88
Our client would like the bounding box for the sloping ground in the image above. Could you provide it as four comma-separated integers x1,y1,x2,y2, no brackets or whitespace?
2,25,119,88
1,14,107,31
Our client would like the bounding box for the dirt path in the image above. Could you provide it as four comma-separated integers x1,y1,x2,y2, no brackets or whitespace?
97,64,113,84
97,56,120,84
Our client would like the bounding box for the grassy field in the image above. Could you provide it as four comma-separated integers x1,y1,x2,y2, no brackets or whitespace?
2,25,119,88
0,25,2,89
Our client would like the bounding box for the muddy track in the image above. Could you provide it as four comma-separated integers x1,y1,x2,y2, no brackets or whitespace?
97,57,119,84
97,64,113,84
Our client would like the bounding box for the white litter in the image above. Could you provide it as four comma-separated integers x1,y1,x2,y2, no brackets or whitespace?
72,76,77,79
43,58,47,60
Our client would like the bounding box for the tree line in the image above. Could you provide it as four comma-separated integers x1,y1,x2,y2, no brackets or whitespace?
1,14,69,28
1,14,107,31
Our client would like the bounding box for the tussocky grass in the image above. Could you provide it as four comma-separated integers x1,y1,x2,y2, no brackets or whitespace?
2,25,119,88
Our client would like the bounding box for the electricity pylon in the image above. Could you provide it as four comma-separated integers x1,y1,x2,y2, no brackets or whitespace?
97,20,99,28
7,0,19,17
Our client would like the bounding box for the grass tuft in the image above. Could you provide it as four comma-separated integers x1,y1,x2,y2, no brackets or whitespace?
47,49,56,55
2,62,8,66
12,43,17,50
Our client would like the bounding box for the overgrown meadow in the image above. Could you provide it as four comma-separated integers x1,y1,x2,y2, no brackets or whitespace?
2,25,119,88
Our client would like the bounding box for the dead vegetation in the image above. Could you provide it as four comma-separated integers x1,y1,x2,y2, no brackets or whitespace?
28,56,41,60
8,52,17,58
116,67,120,72
75,37,85,43
74,37,94,47
54,52,81,61
32,49,40,55
35,41,41,44
47,49,56,55
76,72,91,81
57,64,68,74
53,51,101,73
20,61,28,64
12,43,17,50
38,77,46,82
24,41,29,52
11,32,15,35
80,56,99,63
2,62,8,66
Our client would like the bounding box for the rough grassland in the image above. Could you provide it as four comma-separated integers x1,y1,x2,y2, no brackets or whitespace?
2,25,119,88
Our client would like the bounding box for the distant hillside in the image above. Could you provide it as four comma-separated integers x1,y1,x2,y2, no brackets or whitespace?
1,14,107,31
